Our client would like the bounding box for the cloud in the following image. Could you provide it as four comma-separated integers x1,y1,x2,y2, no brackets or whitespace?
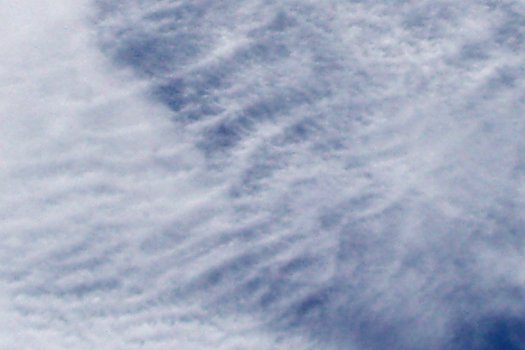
1,0,525,349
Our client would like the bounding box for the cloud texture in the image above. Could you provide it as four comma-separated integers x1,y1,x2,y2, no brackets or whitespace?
1,0,525,349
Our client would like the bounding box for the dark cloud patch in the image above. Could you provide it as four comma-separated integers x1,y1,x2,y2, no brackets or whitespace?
452,315,525,350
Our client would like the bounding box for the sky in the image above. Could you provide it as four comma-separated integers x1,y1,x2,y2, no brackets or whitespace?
1,0,525,349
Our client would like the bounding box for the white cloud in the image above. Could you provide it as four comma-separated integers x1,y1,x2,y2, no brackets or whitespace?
1,0,525,349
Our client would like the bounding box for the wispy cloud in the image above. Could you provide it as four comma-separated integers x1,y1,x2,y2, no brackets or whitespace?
1,0,525,349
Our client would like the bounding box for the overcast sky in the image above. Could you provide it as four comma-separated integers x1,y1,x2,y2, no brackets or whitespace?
1,1,525,349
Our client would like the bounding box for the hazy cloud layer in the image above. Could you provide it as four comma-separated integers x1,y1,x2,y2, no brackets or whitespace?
1,1,525,349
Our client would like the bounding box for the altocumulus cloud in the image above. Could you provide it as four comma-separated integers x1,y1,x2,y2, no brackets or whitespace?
1,0,525,349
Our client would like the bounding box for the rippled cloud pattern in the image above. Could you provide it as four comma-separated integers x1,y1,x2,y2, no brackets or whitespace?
1,1,525,349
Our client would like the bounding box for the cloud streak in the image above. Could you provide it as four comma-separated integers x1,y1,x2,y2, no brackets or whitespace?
1,0,525,349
